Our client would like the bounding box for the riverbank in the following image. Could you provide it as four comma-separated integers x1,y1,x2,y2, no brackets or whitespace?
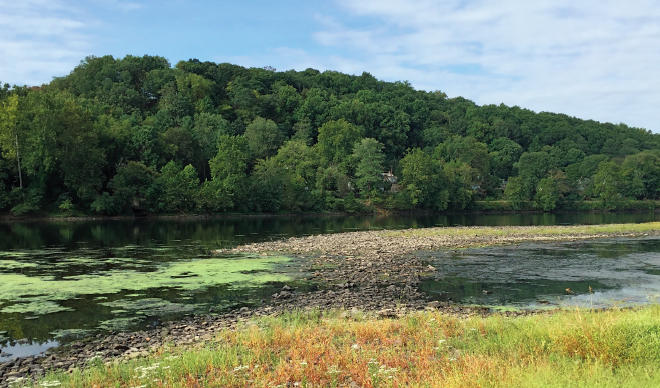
3,222,660,386
30,306,660,387
2,202,660,223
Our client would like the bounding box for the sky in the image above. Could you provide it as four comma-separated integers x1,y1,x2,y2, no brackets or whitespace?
1,0,659,132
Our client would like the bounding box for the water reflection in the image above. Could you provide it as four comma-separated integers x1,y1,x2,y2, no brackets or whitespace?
419,237,660,309
2,211,660,251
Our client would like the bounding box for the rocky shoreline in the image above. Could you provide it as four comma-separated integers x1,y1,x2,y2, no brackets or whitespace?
2,225,658,386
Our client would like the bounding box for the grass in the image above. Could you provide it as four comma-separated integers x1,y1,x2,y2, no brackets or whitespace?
30,305,660,388
384,222,660,239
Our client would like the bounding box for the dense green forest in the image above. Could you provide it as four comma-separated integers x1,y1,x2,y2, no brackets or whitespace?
0,55,659,216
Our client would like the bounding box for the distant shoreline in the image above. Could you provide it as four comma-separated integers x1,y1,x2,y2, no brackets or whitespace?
1,206,659,223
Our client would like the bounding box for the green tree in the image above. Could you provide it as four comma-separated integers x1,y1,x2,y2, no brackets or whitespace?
268,140,321,211
209,135,250,209
534,177,559,211
398,148,448,210
97,161,159,214
489,137,523,179
593,161,623,208
622,151,660,199
316,119,363,167
504,176,526,210
442,161,478,210
435,135,490,175
515,152,554,198
157,162,199,212
353,138,385,194
0,95,21,188
244,117,283,160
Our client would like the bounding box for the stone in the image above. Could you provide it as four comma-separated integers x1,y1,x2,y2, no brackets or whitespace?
426,301,441,309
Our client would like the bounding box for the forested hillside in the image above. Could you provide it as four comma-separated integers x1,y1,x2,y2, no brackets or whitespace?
0,55,658,215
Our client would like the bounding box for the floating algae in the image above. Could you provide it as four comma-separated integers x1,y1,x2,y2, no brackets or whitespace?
50,328,92,341
0,260,38,271
99,298,196,316
1,299,74,315
0,254,292,315
97,317,143,332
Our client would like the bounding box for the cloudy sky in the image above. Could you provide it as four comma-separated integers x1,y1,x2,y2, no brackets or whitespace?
1,0,659,131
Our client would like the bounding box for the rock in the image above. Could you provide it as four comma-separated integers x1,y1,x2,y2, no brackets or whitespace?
426,265,436,271
282,285,294,291
377,309,397,318
0,353,11,358
426,301,441,309
482,290,492,295
16,339,28,345
273,291,293,300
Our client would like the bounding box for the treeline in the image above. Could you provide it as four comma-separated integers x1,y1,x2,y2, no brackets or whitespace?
0,55,659,215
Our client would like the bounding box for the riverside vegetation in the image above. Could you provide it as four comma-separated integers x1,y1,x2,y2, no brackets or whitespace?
3,222,660,387
22,306,660,388
1,55,660,216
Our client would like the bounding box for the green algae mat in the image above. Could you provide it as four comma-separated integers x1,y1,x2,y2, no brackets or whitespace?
0,243,300,352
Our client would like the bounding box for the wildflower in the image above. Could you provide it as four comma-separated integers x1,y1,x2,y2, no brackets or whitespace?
351,343,360,350
8,377,25,386
40,381,62,387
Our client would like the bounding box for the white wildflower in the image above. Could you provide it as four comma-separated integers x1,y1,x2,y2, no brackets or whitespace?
40,381,62,388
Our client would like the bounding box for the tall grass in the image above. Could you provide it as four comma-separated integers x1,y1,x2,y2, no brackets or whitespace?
33,305,660,387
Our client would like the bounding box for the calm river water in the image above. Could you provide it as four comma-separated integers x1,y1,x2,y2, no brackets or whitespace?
1,211,660,360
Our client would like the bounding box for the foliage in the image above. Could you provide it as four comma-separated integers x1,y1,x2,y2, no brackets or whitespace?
1,55,659,214
353,138,385,194
504,177,526,210
593,161,624,209
534,177,560,211
243,116,283,160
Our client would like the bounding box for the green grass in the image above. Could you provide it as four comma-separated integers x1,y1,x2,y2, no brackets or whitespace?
384,222,660,239
28,305,660,388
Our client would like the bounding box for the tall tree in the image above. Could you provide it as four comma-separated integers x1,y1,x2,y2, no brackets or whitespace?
0,95,21,188
353,138,385,194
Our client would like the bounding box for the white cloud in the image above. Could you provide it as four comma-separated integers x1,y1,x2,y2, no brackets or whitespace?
0,0,145,86
0,0,92,86
309,0,660,131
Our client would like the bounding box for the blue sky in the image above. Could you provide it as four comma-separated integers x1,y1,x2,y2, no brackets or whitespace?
2,0,660,132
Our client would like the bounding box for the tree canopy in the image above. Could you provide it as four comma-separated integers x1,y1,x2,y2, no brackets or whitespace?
0,54,659,215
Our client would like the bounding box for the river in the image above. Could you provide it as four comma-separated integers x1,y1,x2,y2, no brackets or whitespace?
1,211,660,360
